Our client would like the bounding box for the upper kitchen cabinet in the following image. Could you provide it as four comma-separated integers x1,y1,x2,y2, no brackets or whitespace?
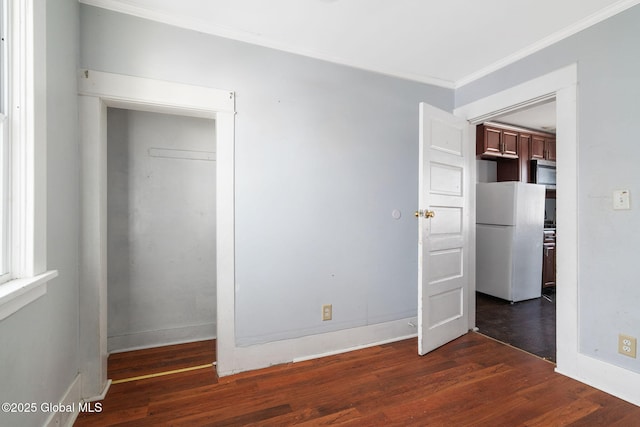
496,132,530,183
476,124,518,158
478,122,556,185
531,134,556,161
544,136,556,161
530,134,545,159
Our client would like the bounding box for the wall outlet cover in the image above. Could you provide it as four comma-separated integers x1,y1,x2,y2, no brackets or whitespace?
322,304,332,321
613,189,631,210
618,334,637,358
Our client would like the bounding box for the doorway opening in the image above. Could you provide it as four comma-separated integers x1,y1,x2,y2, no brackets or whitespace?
454,64,578,381
473,100,557,362
106,108,217,354
78,70,235,400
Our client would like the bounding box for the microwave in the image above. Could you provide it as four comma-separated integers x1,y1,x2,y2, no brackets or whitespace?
530,159,556,188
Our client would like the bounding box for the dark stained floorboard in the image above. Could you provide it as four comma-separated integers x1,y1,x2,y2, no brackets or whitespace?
74,332,640,426
107,339,216,381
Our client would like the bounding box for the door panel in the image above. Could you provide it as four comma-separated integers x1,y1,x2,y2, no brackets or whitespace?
418,103,472,355
431,163,463,195
430,206,462,236
429,249,463,283
431,120,464,155
428,288,463,324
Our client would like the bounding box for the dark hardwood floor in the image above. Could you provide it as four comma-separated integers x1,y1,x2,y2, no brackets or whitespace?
476,290,556,362
107,340,216,382
75,331,640,426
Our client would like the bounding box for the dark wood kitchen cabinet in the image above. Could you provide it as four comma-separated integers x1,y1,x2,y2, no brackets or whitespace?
531,134,556,161
477,122,556,184
530,134,545,159
542,229,556,289
477,124,518,158
544,136,556,161
496,132,531,183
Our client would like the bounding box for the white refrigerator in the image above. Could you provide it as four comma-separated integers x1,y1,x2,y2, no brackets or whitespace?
476,182,545,302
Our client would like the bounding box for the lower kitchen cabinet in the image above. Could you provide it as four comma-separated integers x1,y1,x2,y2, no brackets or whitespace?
542,230,556,289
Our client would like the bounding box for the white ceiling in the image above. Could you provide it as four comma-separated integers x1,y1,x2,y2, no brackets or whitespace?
81,0,639,88
494,100,557,133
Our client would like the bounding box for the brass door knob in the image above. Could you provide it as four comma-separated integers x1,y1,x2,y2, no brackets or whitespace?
415,210,436,218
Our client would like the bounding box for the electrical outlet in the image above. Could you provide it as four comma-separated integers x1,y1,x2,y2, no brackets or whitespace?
613,189,631,210
322,304,332,321
618,334,637,358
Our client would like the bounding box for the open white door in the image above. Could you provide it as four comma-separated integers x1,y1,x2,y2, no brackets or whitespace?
418,103,472,355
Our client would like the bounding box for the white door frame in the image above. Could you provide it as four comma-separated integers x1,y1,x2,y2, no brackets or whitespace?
456,63,578,373
456,64,640,406
77,70,235,400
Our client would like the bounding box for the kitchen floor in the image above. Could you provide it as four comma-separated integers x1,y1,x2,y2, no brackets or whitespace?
475,289,556,362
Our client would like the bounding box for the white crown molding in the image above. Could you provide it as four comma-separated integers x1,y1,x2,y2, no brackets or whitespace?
454,0,640,88
78,0,456,88
80,0,640,90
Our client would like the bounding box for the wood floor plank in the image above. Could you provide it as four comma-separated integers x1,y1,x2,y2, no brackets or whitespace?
524,398,602,426
107,340,215,381
169,403,294,427
75,333,640,426
270,407,363,426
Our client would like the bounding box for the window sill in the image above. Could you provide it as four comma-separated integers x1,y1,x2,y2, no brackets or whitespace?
0,270,59,321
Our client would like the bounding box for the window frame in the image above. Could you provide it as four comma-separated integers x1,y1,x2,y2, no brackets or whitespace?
0,0,57,321
0,0,9,282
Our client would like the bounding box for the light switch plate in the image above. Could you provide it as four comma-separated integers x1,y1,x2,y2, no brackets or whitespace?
613,189,630,210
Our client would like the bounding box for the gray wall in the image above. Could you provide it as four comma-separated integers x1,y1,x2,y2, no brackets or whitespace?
457,5,640,373
107,108,217,351
80,5,452,346
0,0,80,426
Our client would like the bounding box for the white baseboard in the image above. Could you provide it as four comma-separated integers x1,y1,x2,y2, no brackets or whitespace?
293,332,418,363
44,374,81,427
83,379,111,403
556,353,640,407
43,375,111,427
107,322,216,353
217,317,418,377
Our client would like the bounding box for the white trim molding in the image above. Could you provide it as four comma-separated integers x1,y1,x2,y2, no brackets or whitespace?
43,374,82,427
455,0,640,88
0,0,57,321
10,0,48,277
78,69,235,398
77,70,234,117
78,0,456,89
0,270,58,321
455,64,640,407
218,317,419,376
80,0,640,90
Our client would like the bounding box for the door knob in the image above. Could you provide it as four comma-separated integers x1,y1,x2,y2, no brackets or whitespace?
414,210,436,218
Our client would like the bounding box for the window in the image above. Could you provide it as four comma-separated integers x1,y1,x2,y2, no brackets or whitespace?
0,0,57,321
0,0,11,283
0,0,9,282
